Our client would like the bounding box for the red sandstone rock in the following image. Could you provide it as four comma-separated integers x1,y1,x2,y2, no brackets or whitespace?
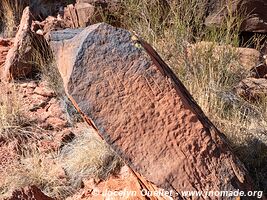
33,85,55,97
2,7,34,80
3,7,36,80
2,6,51,81
0,38,13,71
32,16,67,39
64,3,96,28
16,80,69,131
51,23,257,199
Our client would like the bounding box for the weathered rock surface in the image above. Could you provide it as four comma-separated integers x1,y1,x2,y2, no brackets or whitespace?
64,3,96,28
2,7,34,80
51,23,256,198
205,0,267,33
0,38,13,69
5,185,54,200
49,29,84,41
235,78,267,101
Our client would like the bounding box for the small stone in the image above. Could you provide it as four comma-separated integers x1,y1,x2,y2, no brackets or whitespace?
34,86,55,97
235,78,267,101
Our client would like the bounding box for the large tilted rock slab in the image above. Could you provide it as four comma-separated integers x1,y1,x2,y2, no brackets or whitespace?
51,23,255,198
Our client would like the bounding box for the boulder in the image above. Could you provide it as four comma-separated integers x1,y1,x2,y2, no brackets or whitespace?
51,23,256,198
237,47,261,70
5,185,54,200
2,7,34,81
74,0,128,26
235,78,267,101
205,0,267,33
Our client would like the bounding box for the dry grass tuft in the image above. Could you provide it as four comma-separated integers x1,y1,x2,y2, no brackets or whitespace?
0,0,25,37
30,39,82,125
0,149,71,199
0,83,31,141
33,37,64,96
0,127,122,199
59,127,122,188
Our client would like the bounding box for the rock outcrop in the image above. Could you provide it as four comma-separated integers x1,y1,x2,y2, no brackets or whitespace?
32,16,67,39
2,6,52,81
2,7,34,81
51,23,256,199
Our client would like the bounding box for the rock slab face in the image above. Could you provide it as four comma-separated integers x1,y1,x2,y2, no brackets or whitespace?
51,23,255,198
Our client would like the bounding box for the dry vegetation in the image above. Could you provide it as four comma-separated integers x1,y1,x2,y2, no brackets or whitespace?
0,125,121,199
0,84,31,141
59,128,122,189
0,0,25,37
